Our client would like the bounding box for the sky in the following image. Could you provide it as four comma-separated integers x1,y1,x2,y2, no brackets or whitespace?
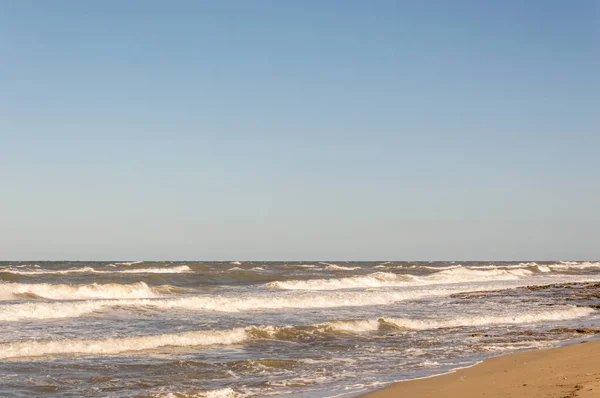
1,1,599,260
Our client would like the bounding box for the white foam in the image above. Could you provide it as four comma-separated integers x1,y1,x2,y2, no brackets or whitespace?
108,265,192,274
0,284,506,321
380,306,595,330
0,306,592,359
325,264,361,271
536,265,552,273
267,267,535,290
0,282,161,300
548,261,600,270
2,265,191,275
481,340,558,352
291,264,318,268
0,300,110,322
157,388,240,398
2,266,99,275
425,267,534,282
420,265,465,271
324,319,381,332
0,328,248,359
107,261,144,267
267,272,413,290
318,306,594,333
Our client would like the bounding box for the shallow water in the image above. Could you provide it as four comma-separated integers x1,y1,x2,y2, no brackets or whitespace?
1,261,599,397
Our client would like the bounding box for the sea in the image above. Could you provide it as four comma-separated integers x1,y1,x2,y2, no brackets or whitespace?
1,260,599,397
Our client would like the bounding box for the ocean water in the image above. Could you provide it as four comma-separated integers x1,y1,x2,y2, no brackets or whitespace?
1,261,599,397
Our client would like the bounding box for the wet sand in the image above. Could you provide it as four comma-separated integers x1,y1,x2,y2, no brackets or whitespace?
362,339,600,398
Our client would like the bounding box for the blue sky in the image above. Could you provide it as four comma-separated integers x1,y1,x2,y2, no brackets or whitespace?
1,1,598,260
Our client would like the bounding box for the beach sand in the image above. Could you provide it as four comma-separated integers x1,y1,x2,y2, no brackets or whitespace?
362,339,600,398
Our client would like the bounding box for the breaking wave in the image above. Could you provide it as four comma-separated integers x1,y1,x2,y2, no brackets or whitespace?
267,267,537,290
353,307,594,332
0,282,163,300
0,306,590,359
107,261,145,267
547,261,600,270
0,284,506,322
324,264,361,271
0,328,248,359
0,265,191,275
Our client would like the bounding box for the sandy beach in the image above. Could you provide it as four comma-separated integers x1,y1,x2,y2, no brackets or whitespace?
362,339,600,398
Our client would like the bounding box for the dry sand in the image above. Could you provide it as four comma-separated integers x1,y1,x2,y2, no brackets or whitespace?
362,339,600,398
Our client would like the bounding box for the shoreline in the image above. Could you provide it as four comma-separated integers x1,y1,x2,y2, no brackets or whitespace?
360,338,600,398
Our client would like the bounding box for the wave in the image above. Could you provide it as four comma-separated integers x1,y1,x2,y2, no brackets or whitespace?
425,267,533,282
466,263,550,272
0,283,509,322
289,264,318,268
266,272,413,290
325,264,360,271
107,261,144,267
267,267,537,290
254,306,595,336
1,265,191,275
470,262,600,272
0,282,164,300
2,266,99,275
0,328,248,359
379,306,594,330
154,389,240,398
324,264,361,271
1,306,591,359
548,261,600,270
318,262,361,271
115,266,192,274
419,264,465,271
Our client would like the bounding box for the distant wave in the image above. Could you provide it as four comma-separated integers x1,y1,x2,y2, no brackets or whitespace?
418,264,465,271
0,282,165,300
113,266,191,274
267,272,414,290
0,283,513,322
268,266,557,290
547,261,600,270
324,264,361,271
106,261,144,267
0,306,590,359
0,265,191,275
318,262,360,271
289,264,318,268
1,266,98,275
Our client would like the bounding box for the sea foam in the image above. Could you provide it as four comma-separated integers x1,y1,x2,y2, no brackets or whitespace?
1,265,191,275
0,306,591,359
0,328,247,359
0,283,500,321
0,281,162,300
267,267,535,290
